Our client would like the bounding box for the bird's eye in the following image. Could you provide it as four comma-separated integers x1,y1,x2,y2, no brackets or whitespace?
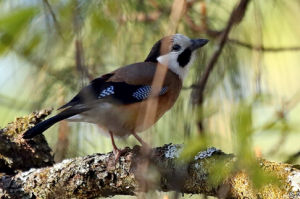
172,44,181,51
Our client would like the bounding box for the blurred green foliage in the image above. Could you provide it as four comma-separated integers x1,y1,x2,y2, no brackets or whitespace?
0,0,300,198
0,7,38,54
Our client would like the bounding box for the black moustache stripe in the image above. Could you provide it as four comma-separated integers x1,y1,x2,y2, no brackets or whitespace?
177,48,191,67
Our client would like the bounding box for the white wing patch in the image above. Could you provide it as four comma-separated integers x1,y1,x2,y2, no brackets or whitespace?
132,86,168,100
98,86,114,98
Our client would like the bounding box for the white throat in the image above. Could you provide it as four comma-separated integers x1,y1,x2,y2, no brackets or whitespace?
157,52,195,80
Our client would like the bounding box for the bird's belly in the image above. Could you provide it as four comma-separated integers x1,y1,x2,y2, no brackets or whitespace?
67,97,175,137
74,103,133,136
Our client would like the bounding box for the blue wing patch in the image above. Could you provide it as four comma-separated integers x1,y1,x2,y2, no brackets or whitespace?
98,86,114,98
64,77,169,106
132,86,168,100
132,85,151,100
159,87,168,95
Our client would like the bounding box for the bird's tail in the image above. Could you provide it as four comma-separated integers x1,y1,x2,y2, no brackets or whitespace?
23,107,89,139
23,114,68,139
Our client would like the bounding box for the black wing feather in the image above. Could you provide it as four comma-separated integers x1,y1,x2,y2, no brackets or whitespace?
59,74,113,109
60,78,168,109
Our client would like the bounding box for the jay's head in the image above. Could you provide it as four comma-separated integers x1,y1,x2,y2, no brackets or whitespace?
145,34,208,80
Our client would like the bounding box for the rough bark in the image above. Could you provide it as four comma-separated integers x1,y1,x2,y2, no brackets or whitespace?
0,144,299,199
0,109,54,174
0,110,299,198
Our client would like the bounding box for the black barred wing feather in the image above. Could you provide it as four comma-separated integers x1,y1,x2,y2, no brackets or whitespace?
98,83,168,103
132,86,168,100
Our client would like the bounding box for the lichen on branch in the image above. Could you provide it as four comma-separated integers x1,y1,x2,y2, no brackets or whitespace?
0,144,299,199
0,109,54,174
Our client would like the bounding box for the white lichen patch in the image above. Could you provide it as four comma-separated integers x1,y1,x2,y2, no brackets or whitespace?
285,167,291,172
52,158,73,171
93,153,110,164
288,171,300,192
18,168,39,182
76,179,83,186
79,167,89,174
194,147,220,160
165,144,182,159
194,161,203,170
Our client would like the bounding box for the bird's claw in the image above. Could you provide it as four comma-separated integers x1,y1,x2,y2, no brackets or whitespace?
113,148,127,161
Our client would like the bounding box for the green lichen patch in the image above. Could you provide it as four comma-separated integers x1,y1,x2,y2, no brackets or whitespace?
229,159,300,198
1,108,53,139
0,109,54,173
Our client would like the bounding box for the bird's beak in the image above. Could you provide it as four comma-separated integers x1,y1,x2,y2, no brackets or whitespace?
190,39,209,51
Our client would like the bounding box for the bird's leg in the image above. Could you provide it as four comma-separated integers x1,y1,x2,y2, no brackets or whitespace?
109,131,123,160
133,132,150,149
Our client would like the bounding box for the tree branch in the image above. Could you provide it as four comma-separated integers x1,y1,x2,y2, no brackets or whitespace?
0,109,54,174
73,1,93,82
184,2,300,53
42,0,63,39
286,151,300,164
192,0,251,104
0,145,299,198
0,111,299,198
191,0,251,132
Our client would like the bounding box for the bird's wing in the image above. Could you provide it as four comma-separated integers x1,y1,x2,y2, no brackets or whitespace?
58,73,114,109
59,62,170,109
95,82,168,104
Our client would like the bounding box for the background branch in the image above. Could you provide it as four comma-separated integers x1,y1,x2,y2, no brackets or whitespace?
181,1,300,53
73,0,93,82
286,151,300,164
42,0,63,38
228,39,300,52
191,0,251,132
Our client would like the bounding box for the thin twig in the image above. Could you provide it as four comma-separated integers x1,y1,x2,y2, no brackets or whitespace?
285,151,300,164
229,39,300,52
73,0,93,82
195,0,251,99
184,12,221,37
184,2,300,52
42,0,64,39
262,91,300,156
191,0,251,132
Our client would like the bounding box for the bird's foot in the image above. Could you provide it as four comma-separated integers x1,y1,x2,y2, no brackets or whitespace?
112,147,127,161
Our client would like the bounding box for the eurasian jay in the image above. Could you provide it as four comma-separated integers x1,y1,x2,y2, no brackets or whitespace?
23,34,208,159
